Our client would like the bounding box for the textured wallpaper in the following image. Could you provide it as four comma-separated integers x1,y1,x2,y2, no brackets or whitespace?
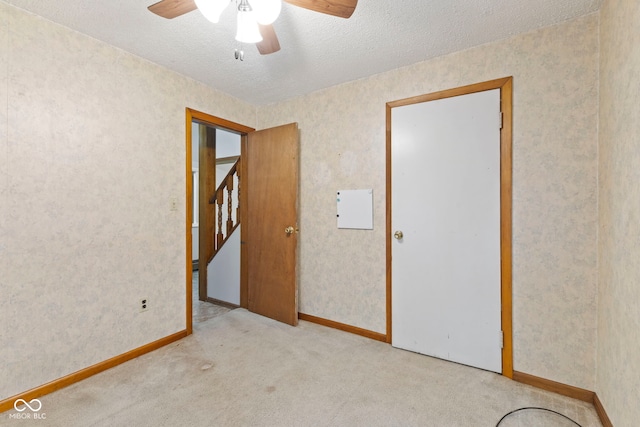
0,0,604,401
0,3,255,400
0,3,7,276
597,0,640,425
257,15,599,389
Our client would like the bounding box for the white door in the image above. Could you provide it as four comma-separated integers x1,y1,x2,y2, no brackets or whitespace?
391,89,502,373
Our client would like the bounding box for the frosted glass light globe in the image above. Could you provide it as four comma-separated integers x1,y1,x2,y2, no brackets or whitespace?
251,0,282,25
194,0,229,23
235,10,263,43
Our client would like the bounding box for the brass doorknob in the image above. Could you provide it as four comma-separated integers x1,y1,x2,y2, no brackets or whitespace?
394,231,404,240
285,226,295,235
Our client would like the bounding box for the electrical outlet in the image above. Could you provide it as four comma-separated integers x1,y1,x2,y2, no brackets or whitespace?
140,298,149,312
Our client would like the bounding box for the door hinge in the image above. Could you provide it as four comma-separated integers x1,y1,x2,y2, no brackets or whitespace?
499,111,504,129
500,330,504,349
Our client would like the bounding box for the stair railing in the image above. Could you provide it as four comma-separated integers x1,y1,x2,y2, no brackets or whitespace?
209,158,241,263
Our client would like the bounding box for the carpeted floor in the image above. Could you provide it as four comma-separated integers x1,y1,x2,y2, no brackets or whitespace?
191,270,233,323
1,309,601,427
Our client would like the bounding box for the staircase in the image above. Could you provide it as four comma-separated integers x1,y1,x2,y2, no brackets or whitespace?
208,157,241,264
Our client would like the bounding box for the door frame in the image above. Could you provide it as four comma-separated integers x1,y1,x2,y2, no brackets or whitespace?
185,108,254,335
385,77,513,377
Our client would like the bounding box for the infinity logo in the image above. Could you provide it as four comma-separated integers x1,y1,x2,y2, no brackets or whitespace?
13,399,42,412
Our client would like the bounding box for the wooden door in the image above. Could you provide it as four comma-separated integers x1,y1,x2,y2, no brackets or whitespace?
245,123,299,326
391,89,502,373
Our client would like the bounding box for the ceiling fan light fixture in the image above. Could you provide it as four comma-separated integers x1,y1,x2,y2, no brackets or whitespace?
194,0,229,23
235,10,263,43
252,0,282,25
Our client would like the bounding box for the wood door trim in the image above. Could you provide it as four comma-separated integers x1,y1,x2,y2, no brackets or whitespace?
189,110,255,134
185,110,193,335
185,108,254,335
385,102,393,344
387,77,512,109
385,77,513,377
500,78,514,378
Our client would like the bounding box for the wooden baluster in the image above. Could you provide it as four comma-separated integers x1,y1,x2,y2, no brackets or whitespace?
226,173,234,234
216,188,224,249
236,162,241,222
210,159,242,257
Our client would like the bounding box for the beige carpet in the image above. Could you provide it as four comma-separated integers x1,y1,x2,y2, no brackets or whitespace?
1,309,601,426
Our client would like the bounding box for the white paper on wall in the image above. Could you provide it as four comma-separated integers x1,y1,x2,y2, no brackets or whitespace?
337,189,373,230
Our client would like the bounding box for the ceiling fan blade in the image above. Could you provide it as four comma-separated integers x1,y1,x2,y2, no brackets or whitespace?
148,0,197,19
257,24,281,55
284,0,357,19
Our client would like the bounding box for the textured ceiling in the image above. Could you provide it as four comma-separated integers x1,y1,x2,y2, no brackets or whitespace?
3,0,602,105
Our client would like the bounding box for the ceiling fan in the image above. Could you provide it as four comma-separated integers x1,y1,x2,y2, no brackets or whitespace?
148,0,358,56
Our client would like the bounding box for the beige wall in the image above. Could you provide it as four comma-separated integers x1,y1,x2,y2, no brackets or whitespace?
0,3,255,400
1,1,607,403
257,14,600,390
598,0,640,425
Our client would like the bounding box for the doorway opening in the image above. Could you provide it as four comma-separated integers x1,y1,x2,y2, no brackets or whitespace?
185,109,254,335
185,109,301,333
